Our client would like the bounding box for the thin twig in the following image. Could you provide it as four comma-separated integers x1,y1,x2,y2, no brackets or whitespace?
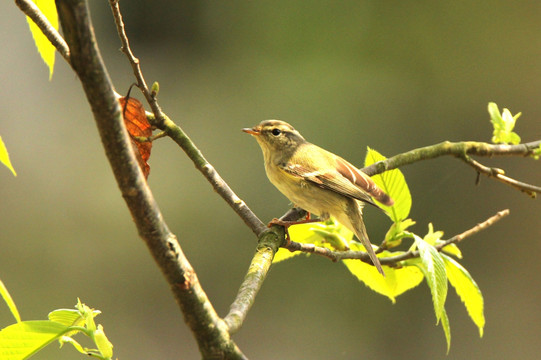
15,0,71,64
285,209,510,266
109,0,267,236
459,154,540,197
109,0,163,122
434,209,510,250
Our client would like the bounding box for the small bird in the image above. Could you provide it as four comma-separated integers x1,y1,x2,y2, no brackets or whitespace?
243,120,394,276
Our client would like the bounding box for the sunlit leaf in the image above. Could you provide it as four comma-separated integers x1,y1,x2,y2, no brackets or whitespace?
0,321,69,360
440,306,451,353
0,280,21,323
25,0,58,79
488,102,521,145
364,147,411,222
48,308,89,339
0,136,17,176
48,309,82,327
383,218,415,249
344,249,424,302
273,219,353,263
94,325,113,359
442,254,485,337
423,223,444,246
410,234,448,322
58,335,85,354
440,243,463,259
532,144,541,160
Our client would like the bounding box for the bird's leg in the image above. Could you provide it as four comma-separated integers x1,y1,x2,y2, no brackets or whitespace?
268,215,321,243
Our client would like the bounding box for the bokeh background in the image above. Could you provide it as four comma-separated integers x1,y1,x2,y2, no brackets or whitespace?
1,1,540,359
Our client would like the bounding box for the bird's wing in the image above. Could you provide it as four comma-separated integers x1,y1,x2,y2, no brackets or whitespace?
280,160,378,207
279,146,393,206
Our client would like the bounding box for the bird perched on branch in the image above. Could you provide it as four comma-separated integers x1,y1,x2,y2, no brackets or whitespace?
243,120,394,276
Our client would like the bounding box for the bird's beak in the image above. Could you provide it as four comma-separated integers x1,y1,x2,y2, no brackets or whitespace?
242,127,260,136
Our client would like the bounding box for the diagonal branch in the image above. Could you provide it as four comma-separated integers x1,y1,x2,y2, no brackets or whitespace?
108,0,266,236
223,209,303,333
55,0,245,358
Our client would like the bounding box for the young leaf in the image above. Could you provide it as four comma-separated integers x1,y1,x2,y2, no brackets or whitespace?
410,234,448,322
344,250,424,302
94,324,113,359
440,306,451,353
0,136,17,176
488,102,521,145
273,219,354,263
25,0,59,79
442,254,485,337
0,321,69,360
532,144,541,160
0,280,21,323
423,223,444,246
384,218,416,248
364,147,411,222
58,335,86,354
48,309,84,327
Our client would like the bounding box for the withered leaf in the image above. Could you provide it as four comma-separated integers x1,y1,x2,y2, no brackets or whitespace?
119,97,152,178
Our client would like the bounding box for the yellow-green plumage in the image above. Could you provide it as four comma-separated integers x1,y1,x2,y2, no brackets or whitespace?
243,120,393,276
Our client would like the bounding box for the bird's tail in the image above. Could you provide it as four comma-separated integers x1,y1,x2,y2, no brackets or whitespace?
348,201,385,276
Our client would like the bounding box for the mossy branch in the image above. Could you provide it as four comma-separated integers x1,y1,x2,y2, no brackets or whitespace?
362,140,541,196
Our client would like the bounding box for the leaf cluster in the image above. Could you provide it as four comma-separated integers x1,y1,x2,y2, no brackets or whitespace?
0,282,113,360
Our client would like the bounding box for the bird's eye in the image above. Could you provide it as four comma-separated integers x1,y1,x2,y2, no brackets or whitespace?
271,128,281,136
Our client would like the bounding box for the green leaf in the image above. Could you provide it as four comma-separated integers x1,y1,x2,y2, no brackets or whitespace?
0,136,17,176
364,147,412,222
344,250,424,302
531,144,541,160
25,0,59,79
440,306,451,353
488,102,521,145
58,335,86,354
423,223,444,246
0,280,21,323
94,324,113,359
0,320,70,359
440,243,463,259
410,234,448,322
48,309,84,327
384,218,416,248
442,254,485,337
273,218,354,263
75,299,99,332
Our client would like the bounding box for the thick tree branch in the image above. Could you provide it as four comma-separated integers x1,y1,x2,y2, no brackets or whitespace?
55,1,244,358
224,210,303,333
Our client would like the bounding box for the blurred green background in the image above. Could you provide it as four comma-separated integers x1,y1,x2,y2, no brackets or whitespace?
1,1,540,359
